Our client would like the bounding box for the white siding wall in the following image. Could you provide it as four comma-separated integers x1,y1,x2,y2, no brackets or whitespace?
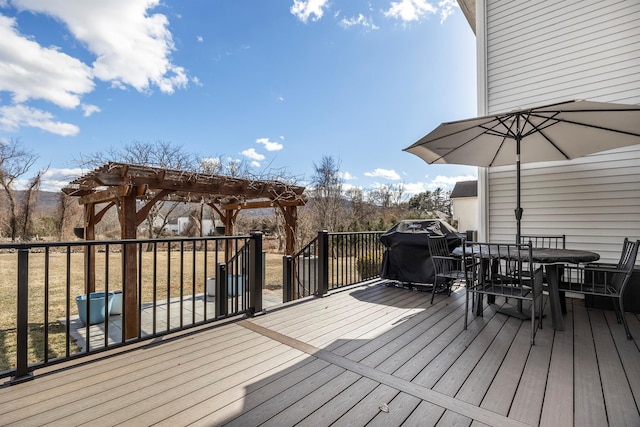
480,0,640,262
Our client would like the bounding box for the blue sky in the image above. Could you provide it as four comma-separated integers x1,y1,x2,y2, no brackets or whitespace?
0,0,477,196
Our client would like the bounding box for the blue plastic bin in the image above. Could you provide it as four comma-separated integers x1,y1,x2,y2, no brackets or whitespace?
76,292,114,325
206,275,244,297
227,274,243,296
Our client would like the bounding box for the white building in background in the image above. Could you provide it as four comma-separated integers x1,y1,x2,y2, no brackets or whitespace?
166,217,224,236
458,0,640,263
450,180,477,234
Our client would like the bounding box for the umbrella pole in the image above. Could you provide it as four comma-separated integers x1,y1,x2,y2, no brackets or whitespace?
515,135,523,244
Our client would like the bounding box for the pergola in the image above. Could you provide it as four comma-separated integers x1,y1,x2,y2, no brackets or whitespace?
62,162,306,339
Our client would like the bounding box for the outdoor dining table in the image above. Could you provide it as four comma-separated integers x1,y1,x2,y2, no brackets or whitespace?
454,246,600,330
529,248,600,330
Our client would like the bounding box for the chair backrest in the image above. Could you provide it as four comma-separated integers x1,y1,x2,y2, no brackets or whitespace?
428,235,456,275
520,234,566,249
463,241,534,287
427,235,450,257
611,238,640,293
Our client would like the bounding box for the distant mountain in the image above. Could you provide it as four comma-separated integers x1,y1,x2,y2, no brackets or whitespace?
9,190,62,213
35,190,62,211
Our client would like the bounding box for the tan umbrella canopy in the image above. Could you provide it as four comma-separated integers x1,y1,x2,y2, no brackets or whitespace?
404,100,640,242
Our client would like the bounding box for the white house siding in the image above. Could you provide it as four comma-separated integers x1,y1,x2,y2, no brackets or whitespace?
478,0,640,262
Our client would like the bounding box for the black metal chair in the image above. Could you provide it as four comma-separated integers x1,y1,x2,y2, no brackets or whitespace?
518,234,567,285
520,234,566,249
558,238,639,340
463,241,545,345
427,235,466,304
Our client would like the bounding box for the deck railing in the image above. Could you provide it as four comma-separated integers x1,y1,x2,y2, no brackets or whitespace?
2,233,264,384
3,230,383,383
283,230,385,301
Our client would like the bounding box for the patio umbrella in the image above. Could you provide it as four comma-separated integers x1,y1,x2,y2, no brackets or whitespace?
404,99,640,242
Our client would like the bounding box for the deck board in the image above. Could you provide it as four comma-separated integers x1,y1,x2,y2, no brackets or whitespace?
508,322,553,426
591,309,640,426
540,300,575,427
2,279,639,426
366,392,422,426
295,376,380,427
332,383,400,426
349,291,467,364
571,302,607,426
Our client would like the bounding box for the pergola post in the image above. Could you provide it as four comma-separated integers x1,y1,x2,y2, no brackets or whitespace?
119,191,139,340
83,203,96,293
284,205,297,256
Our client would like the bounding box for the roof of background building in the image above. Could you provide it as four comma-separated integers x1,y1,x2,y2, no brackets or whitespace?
451,180,477,198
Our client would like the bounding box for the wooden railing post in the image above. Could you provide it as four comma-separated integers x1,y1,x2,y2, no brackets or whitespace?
249,232,263,315
318,230,329,296
12,247,33,384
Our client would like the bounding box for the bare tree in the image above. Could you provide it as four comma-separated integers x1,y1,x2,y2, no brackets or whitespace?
199,156,252,177
79,140,198,239
309,156,345,231
56,192,83,240
0,138,46,241
344,187,376,231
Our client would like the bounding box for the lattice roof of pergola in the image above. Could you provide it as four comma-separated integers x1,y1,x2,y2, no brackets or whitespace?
62,162,306,209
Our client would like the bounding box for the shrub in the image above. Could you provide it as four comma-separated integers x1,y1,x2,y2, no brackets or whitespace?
356,252,383,280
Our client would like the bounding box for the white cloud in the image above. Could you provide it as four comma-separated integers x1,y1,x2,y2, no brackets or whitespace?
383,0,436,22
241,148,265,161
339,13,379,30
0,104,79,135
290,0,328,23
11,0,189,94
0,1,190,136
0,15,94,108
256,137,283,152
402,181,428,196
197,35,203,42
438,0,458,23
364,168,401,180
250,160,261,168
427,174,476,189
391,174,477,197
339,171,357,180
41,167,85,191
81,103,100,117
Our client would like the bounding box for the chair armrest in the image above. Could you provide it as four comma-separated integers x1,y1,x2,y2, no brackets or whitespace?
560,264,628,295
585,262,617,269
564,264,626,278
431,255,458,261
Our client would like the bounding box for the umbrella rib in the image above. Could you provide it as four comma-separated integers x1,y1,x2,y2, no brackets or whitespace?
521,113,571,160
488,114,521,166
527,112,640,138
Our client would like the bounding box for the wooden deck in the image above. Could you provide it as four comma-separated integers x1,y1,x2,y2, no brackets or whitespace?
2,279,639,426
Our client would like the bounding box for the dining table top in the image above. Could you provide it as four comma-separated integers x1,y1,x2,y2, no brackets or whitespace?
528,248,600,264
452,245,601,264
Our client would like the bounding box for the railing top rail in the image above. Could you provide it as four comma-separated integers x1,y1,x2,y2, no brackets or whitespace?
328,231,384,236
0,235,252,250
